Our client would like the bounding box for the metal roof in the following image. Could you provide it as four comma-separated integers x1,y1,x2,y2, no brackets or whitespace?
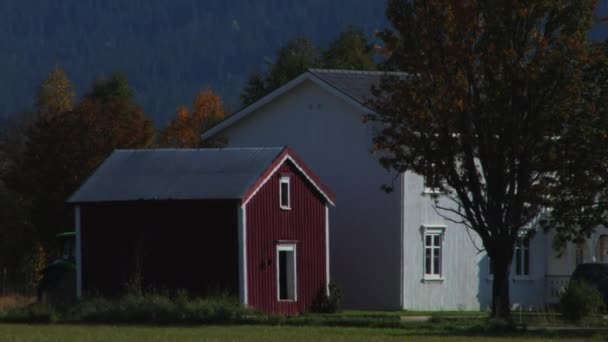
68,147,285,203
309,69,409,105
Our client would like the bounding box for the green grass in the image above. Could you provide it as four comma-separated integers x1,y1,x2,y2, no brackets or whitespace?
0,324,603,342
341,310,488,317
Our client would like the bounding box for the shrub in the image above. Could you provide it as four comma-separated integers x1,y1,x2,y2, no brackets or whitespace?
0,303,58,323
68,292,249,325
311,283,343,313
560,280,606,323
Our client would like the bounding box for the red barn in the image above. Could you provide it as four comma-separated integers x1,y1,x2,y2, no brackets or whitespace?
67,147,335,315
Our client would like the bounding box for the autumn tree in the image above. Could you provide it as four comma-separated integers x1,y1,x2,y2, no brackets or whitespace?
367,0,601,319
159,89,226,148
36,66,76,118
544,40,608,247
13,73,154,247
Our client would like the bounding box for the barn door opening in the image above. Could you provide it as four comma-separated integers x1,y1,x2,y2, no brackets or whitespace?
277,244,297,301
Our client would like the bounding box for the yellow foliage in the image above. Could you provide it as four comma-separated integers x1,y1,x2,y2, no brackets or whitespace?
160,89,225,148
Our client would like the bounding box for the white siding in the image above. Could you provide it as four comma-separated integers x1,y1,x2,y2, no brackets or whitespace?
402,171,550,311
220,80,403,309
402,172,486,310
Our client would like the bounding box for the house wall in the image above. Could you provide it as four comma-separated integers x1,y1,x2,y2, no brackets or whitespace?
245,160,327,315
546,226,608,275
402,172,549,311
80,200,239,297
220,80,403,309
402,171,487,310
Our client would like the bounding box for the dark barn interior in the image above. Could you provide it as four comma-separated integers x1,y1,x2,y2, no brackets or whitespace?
80,200,239,297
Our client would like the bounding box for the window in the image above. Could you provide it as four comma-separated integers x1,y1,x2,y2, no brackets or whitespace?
575,241,586,265
598,235,608,263
514,237,530,276
423,162,442,194
424,230,443,278
277,244,297,301
279,176,291,210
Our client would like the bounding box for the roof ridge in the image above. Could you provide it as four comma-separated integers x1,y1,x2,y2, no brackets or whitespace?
115,147,285,152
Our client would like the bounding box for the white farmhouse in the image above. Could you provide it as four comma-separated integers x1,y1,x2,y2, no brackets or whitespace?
203,69,608,310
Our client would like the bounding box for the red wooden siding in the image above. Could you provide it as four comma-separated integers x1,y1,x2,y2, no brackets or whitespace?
245,160,327,315
80,200,239,297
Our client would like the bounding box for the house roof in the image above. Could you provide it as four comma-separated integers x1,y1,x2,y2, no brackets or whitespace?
67,147,335,205
308,69,407,105
201,69,408,140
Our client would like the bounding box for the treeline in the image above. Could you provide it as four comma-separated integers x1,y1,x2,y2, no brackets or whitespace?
0,28,379,294
0,0,387,124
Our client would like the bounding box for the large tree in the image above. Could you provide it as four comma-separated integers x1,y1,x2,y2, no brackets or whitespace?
367,0,601,319
13,73,154,247
546,42,608,250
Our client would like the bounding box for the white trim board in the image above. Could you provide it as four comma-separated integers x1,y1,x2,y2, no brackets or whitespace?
75,206,82,298
279,176,291,210
243,154,335,207
237,204,248,305
276,243,298,302
325,204,330,296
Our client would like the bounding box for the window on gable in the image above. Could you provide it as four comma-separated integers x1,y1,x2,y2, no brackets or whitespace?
279,176,291,210
277,244,297,301
424,231,443,278
514,237,530,276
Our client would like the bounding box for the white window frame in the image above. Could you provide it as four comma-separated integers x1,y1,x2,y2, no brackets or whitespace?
514,236,530,278
279,176,291,210
276,243,297,302
421,225,445,281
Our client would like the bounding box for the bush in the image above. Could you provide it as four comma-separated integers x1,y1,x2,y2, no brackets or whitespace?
68,292,249,325
560,280,606,323
311,283,343,313
0,303,58,323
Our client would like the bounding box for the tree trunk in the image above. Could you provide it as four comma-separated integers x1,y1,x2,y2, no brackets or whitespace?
490,249,513,320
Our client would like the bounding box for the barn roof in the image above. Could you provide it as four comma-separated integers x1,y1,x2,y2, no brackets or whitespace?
202,69,407,140
67,147,335,205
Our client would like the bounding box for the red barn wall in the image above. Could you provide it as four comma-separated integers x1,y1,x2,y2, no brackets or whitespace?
80,200,239,297
246,160,327,315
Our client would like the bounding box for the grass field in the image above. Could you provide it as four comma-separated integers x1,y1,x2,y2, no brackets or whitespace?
0,324,604,342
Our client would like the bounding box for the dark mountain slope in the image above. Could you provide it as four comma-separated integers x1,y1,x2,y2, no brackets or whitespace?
0,0,387,125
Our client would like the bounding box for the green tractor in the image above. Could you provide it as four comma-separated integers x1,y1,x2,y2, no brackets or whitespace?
38,232,76,303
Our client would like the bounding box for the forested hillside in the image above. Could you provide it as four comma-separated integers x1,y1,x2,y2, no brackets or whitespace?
0,1,387,125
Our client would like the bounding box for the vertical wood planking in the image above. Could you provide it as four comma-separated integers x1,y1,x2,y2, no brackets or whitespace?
246,160,327,315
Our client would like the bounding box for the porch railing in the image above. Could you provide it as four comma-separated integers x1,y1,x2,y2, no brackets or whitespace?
544,275,570,304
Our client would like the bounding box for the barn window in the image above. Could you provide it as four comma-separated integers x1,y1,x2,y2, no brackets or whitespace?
423,228,443,279
277,244,297,301
514,237,530,276
279,176,291,210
